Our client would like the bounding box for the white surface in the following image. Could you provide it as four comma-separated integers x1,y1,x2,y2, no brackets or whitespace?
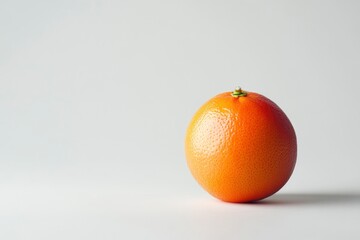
1,183,359,239
1,0,360,239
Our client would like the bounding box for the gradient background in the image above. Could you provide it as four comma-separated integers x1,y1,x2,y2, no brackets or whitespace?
1,0,360,239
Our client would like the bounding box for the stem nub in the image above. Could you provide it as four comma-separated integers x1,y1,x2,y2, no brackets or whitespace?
231,86,247,97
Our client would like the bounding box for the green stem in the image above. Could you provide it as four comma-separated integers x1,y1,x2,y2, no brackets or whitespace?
231,86,247,97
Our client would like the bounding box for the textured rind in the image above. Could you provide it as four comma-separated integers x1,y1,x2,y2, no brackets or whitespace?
185,92,297,203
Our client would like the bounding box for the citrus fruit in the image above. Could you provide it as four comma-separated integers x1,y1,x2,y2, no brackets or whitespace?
185,87,297,203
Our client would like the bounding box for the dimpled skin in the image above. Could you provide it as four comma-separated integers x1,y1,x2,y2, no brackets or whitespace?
185,91,297,203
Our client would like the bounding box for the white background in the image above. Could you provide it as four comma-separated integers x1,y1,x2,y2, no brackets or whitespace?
1,0,360,239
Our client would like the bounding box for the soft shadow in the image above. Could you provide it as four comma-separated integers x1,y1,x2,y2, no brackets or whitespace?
252,192,360,206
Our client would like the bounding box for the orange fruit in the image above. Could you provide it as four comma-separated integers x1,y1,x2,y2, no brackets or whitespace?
185,87,297,203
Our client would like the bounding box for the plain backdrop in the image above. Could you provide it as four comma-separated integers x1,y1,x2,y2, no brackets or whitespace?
1,0,360,239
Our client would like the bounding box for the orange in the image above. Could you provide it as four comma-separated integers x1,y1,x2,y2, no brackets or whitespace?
185,87,297,203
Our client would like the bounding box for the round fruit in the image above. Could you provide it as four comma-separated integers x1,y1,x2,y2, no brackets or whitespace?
185,87,297,203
